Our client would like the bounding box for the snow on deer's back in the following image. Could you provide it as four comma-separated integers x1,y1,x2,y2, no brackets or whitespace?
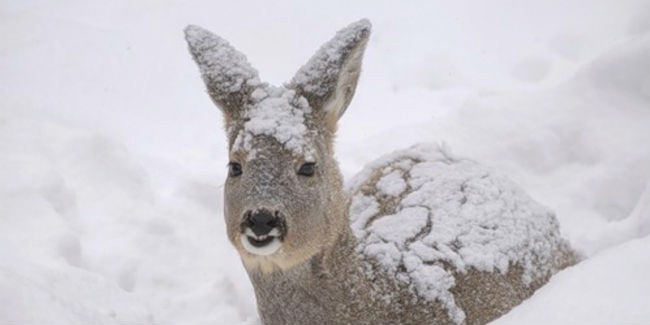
348,143,578,323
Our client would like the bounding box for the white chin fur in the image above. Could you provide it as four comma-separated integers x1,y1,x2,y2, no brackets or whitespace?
240,234,282,256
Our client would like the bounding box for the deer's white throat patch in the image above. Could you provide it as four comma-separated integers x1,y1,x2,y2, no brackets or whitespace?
232,86,314,160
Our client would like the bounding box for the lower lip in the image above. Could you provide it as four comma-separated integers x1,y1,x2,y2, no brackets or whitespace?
240,234,282,256
247,235,274,247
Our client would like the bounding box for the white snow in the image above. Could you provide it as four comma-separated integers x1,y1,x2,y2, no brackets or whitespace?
375,169,407,197
492,234,650,325
232,86,313,158
1,1,649,324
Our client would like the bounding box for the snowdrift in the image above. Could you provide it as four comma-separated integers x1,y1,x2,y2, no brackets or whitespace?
1,1,649,324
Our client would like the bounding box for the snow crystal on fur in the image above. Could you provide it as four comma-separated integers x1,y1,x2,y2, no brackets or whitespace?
185,25,317,157
184,25,260,102
348,143,571,324
289,19,371,99
232,86,313,158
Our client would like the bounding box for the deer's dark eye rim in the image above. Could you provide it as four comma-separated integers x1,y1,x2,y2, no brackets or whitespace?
298,162,316,177
228,162,243,177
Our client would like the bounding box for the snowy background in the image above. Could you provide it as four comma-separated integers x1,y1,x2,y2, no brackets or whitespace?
1,0,650,324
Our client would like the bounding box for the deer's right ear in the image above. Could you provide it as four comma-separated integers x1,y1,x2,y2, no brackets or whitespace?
288,19,371,132
184,25,259,125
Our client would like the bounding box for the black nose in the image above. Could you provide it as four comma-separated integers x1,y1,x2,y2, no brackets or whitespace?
245,210,279,236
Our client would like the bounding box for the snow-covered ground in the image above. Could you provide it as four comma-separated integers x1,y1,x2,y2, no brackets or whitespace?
1,0,649,324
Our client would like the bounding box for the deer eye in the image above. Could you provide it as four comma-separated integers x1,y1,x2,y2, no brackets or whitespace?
297,162,316,177
228,162,243,177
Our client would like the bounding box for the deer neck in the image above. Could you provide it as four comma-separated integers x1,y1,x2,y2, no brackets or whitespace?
246,213,368,324
247,216,360,284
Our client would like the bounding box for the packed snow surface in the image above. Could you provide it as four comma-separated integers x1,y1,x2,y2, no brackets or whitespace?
1,0,650,324
493,234,650,325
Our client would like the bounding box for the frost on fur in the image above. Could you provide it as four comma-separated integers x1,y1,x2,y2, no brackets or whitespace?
185,21,371,157
184,26,314,157
348,144,576,323
184,25,260,120
289,19,371,120
231,85,316,159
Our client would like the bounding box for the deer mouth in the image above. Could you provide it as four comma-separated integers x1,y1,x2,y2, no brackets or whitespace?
239,210,286,256
240,227,284,256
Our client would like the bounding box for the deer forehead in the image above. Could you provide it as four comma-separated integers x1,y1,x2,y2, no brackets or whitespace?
231,85,319,161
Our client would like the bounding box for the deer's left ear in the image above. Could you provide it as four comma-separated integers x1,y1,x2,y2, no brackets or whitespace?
288,19,371,132
184,25,260,127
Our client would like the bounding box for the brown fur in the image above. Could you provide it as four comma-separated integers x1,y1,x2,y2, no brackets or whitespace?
185,20,578,325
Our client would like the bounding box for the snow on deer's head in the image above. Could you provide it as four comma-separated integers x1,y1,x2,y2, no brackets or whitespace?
185,20,371,272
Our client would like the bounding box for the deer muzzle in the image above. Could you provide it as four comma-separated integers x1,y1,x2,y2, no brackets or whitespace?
240,209,286,256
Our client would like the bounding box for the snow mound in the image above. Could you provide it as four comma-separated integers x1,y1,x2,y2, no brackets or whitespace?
582,180,650,254
573,33,650,100
0,112,255,324
348,143,574,323
492,233,650,325
0,257,152,324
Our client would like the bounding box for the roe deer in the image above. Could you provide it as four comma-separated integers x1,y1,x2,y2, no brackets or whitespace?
184,19,578,325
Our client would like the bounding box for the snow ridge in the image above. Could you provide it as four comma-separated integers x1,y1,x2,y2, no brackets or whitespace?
184,25,260,102
348,144,572,323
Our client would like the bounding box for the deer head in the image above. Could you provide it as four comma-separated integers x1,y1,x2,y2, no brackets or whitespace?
185,20,370,272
